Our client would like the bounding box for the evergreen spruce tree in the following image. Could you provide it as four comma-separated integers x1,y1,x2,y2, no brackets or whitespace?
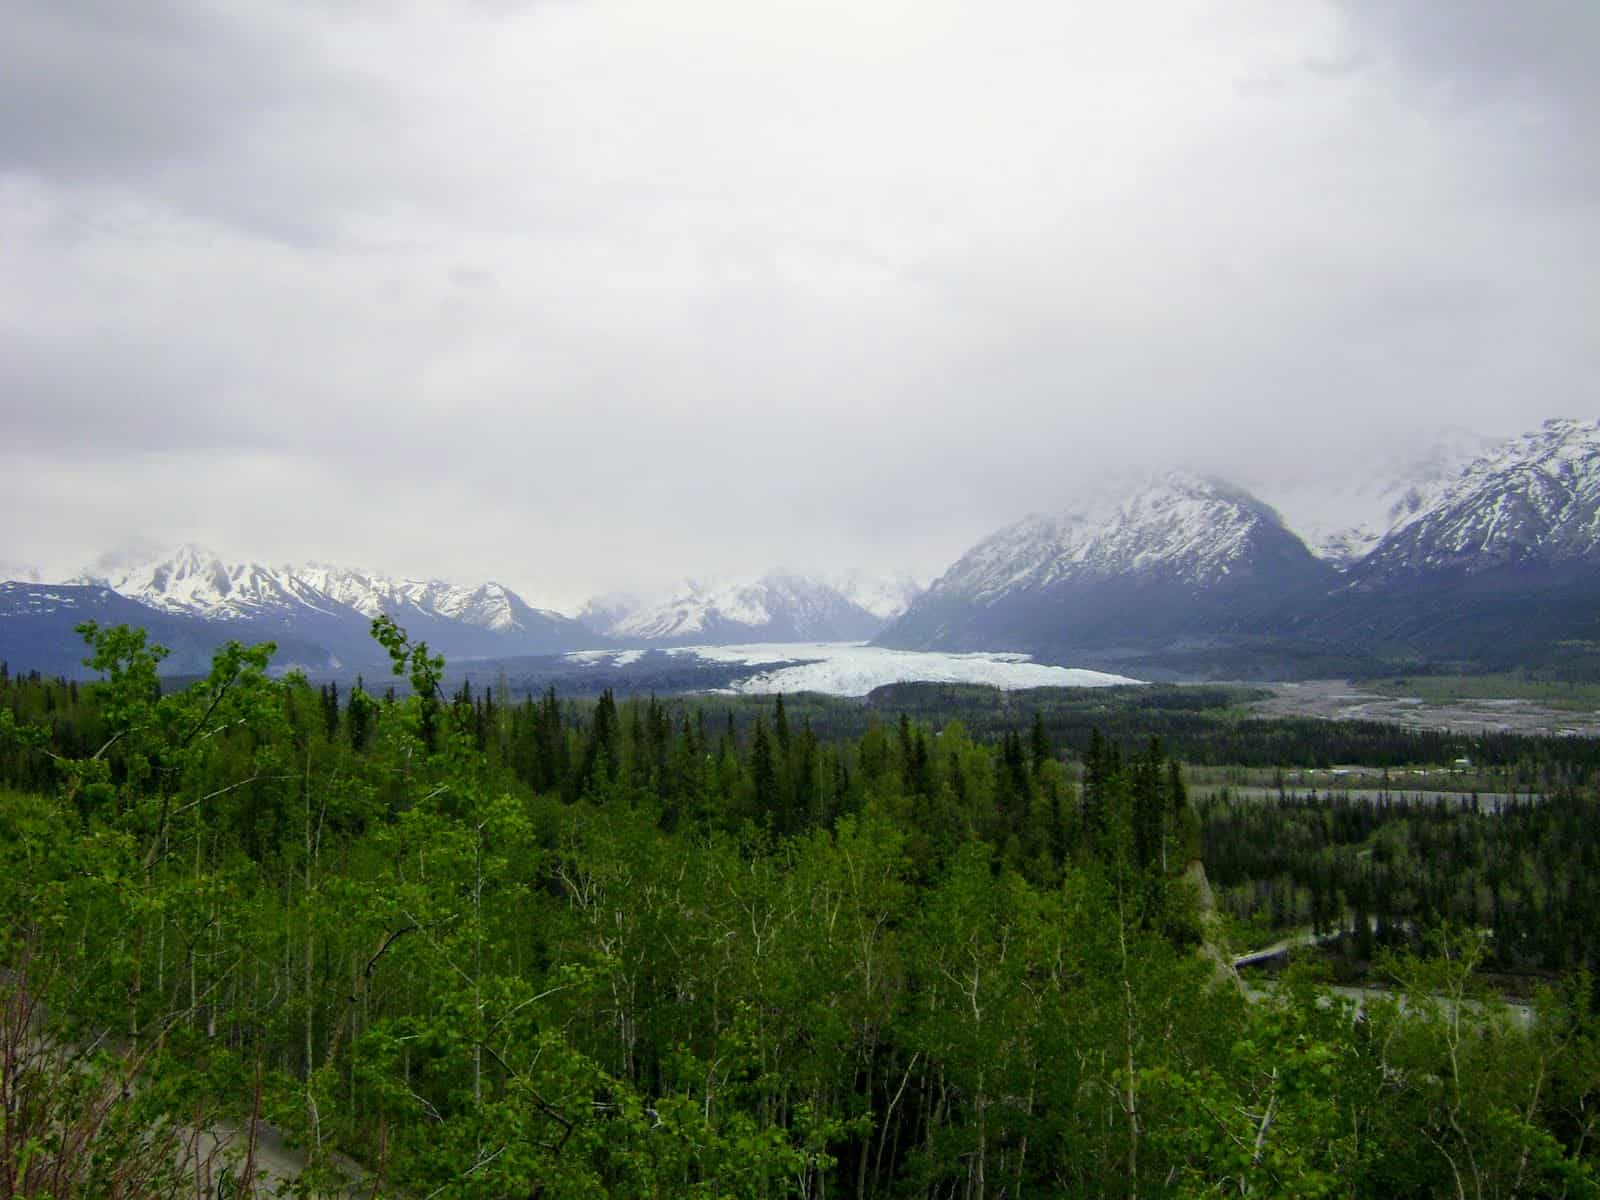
1030,711,1051,775
751,714,780,827
774,692,790,754
322,680,340,741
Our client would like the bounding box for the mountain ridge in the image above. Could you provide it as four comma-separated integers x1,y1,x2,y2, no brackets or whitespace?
580,569,922,645
876,420,1600,676
875,471,1341,668
32,545,598,670
10,418,1600,680
1249,428,1496,566
1349,418,1600,581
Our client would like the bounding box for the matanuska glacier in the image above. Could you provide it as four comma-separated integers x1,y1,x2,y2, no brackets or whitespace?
565,642,1141,697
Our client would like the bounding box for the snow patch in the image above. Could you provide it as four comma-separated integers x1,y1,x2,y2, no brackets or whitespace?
566,649,646,667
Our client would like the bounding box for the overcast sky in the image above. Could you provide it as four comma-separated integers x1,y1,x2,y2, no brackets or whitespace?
3,0,1596,609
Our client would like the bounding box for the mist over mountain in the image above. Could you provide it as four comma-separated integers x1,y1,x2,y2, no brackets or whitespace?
1247,428,1497,566
874,471,1340,676
877,418,1600,678
1348,420,1600,580
7,419,1600,682
1314,418,1600,670
0,551,926,679
6,0,1593,689
581,571,923,646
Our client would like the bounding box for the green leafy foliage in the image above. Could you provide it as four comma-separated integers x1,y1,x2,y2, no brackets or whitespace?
0,622,1594,1196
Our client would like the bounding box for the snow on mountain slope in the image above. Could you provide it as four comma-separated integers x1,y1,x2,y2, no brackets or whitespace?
583,570,916,643
581,580,755,640
77,545,340,620
63,545,593,659
827,569,924,620
876,471,1337,661
1354,418,1600,577
576,593,637,636
296,564,457,620
294,566,567,633
925,471,1296,604
1248,428,1495,566
0,581,344,676
74,546,572,633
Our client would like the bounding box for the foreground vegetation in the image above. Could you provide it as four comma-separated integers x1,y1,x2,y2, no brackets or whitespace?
1203,787,1600,978
1,625,1598,1197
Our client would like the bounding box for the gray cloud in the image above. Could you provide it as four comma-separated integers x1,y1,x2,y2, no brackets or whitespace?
2,0,1596,608
1,2,281,177
1336,0,1600,109
1335,0,1600,198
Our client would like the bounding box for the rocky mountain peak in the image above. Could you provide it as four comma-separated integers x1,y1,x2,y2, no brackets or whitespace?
1354,417,1600,578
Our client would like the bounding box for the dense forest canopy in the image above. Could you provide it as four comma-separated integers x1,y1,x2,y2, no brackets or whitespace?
0,620,1597,1198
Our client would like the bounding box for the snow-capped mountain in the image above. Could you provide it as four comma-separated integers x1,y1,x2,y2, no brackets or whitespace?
875,424,1600,674
14,419,1600,682
581,570,918,645
828,569,924,621
292,565,557,636
0,581,345,676
896,471,1325,603
876,471,1338,671
1352,419,1600,579
1287,418,1600,670
63,545,595,665
77,545,344,620
1250,428,1496,566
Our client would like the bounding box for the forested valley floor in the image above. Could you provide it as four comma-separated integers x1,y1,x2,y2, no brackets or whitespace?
1,620,1598,1198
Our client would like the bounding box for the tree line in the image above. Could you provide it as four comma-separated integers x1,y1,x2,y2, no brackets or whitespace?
1203,787,1600,981
0,625,1596,1197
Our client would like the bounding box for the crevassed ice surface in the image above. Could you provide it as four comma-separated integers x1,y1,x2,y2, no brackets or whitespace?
566,642,1141,697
